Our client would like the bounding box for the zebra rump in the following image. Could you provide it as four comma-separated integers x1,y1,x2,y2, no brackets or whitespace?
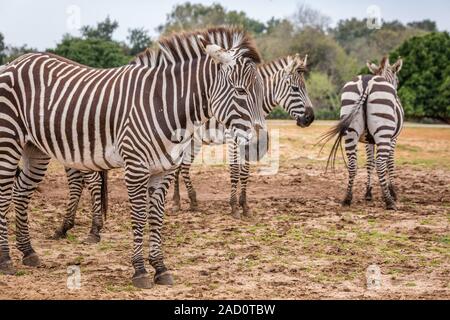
319,86,370,171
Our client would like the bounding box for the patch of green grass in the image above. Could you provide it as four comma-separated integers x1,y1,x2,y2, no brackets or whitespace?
397,158,444,169
397,144,422,153
287,227,303,241
98,242,114,251
66,233,79,244
73,256,84,265
420,219,433,226
16,270,28,276
437,235,450,245
406,282,417,287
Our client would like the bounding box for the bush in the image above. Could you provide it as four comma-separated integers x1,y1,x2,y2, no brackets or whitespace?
392,32,450,121
49,35,131,68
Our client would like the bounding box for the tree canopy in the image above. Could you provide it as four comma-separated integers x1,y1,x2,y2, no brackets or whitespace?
49,35,131,68
392,32,450,121
157,2,266,35
0,4,447,121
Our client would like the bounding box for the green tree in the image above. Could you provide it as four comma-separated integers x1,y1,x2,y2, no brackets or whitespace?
392,32,450,121
306,72,339,110
49,35,130,68
331,18,429,65
127,28,153,56
289,27,358,87
158,2,265,35
80,16,119,40
256,19,295,61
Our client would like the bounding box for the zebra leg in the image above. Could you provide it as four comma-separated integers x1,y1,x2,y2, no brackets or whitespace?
84,171,104,244
387,138,398,202
228,142,241,219
239,160,251,217
181,139,201,211
13,144,50,267
364,143,375,201
0,142,22,275
342,131,360,206
181,163,198,211
148,171,175,285
172,167,181,212
124,169,152,289
375,142,397,210
53,168,84,239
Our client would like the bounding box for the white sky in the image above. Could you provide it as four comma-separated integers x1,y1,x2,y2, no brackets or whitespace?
1,0,449,50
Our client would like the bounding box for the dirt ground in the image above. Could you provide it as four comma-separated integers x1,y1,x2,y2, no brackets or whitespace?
0,120,449,300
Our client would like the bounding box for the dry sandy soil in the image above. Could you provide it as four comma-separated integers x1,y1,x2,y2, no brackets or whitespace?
0,120,449,300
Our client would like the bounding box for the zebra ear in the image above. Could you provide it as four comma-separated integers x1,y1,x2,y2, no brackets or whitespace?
284,56,297,75
295,54,308,72
367,61,379,74
392,58,403,73
205,44,234,66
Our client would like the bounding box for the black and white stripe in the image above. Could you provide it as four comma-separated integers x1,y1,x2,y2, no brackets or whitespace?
173,54,315,218
53,54,314,234
0,27,264,288
322,56,404,210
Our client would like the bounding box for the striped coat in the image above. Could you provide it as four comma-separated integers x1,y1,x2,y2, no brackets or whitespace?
45,54,314,241
322,56,404,210
0,27,264,288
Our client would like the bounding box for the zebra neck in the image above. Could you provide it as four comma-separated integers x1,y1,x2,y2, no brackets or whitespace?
258,68,281,116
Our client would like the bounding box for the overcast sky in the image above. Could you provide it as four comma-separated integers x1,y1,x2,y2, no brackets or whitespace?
1,0,449,50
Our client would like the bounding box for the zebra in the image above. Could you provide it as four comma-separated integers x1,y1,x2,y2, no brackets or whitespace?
321,56,404,210
41,54,314,242
0,27,265,289
172,54,314,218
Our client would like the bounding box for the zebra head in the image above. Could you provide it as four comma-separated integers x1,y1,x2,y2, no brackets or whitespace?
274,54,314,128
367,56,403,89
200,37,265,146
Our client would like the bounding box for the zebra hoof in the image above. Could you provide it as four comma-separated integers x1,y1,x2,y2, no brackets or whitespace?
0,260,16,275
389,185,398,202
231,211,241,220
132,272,153,289
189,204,198,212
154,271,174,286
83,233,101,244
242,207,252,218
22,252,41,267
364,188,373,201
386,202,397,211
51,228,67,240
342,198,352,207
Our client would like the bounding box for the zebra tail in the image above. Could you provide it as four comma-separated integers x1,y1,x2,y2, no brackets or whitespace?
100,171,108,221
318,89,369,172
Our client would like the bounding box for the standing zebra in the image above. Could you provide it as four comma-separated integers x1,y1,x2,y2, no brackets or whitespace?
45,54,314,243
0,28,265,288
322,56,404,210
172,54,314,217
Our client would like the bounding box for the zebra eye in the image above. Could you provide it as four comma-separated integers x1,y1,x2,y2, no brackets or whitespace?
291,86,300,92
235,87,248,96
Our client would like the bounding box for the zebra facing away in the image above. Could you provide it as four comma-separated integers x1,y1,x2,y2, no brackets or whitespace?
172,54,314,217
322,56,404,210
0,27,265,288
46,54,313,243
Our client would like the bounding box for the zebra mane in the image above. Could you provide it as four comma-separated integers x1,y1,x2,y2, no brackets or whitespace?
258,57,289,75
131,27,261,67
